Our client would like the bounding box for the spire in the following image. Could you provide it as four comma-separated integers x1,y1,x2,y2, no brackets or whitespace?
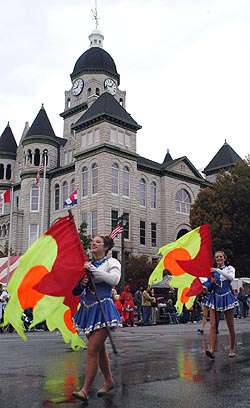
89,0,104,48
20,121,30,144
24,105,56,140
162,148,173,166
0,123,17,156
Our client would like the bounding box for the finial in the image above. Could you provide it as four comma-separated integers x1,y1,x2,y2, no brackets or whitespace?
41,103,44,109
167,148,169,153
91,0,99,30
7,121,10,127
224,139,227,144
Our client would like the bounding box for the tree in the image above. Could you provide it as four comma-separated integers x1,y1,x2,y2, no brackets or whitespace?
124,255,158,291
78,221,91,252
190,160,250,277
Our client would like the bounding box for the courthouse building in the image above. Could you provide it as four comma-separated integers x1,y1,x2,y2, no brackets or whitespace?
0,28,242,258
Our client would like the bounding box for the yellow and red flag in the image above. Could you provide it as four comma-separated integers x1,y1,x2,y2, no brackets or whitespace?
2,213,87,350
149,224,212,312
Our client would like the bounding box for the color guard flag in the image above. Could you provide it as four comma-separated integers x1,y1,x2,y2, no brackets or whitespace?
0,189,11,203
64,191,77,207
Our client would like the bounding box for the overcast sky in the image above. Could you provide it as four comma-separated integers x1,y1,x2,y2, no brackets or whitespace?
0,0,249,171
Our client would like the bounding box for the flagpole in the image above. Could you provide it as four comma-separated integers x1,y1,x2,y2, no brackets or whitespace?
7,184,14,284
40,150,48,233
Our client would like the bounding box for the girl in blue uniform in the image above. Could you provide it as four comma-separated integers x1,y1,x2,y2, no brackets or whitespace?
72,235,121,401
205,250,238,359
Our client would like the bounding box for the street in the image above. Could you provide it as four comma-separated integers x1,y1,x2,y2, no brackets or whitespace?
0,319,250,408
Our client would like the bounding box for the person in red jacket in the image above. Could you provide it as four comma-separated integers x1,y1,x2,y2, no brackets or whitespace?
120,285,135,327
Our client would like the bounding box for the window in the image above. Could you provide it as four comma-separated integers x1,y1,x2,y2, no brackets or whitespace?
122,166,130,197
34,149,40,166
54,184,60,210
112,163,119,195
139,178,146,207
88,88,91,97
175,189,191,214
43,149,48,166
111,210,119,231
91,163,98,194
112,250,119,259
16,196,19,210
151,223,157,247
27,149,32,164
67,98,71,108
151,182,157,209
140,221,146,245
119,98,123,106
91,210,97,236
30,185,40,212
2,225,6,237
62,181,69,207
123,212,129,239
6,164,11,180
96,88,100,96
0,199,3,214
29,224,39,245
0,164,4,179
70,178,75,194
82,167,88,197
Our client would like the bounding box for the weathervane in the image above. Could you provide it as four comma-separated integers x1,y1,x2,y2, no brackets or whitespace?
91,0,99,29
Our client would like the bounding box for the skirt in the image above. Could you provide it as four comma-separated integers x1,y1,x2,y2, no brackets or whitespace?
74,297,121,336
205,290,238,312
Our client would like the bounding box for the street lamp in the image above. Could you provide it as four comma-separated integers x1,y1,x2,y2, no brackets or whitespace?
118,213,128,290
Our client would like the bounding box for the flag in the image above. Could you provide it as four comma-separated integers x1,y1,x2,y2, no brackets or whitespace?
1,213,87,350
109,223,124,239
64,190,77,207
35,164,44,185
148,224,212,312
0,189,11,203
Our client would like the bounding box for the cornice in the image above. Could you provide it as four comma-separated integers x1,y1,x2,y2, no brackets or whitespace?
74,143,138,162
22,136,61,148
59,102,88,119
73,115,141,133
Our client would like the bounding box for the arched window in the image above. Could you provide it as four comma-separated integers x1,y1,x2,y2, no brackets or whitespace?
0,226,2,237
119,98,123,106
54,184,60,211
112,163,119,195
67,98,71,108
6,164,11,180
139,178,146,207
34,149,40,166
70,178,75,194
62,181,69,207
96,88,100,96
82,167,88,197
7,224,9,236
27,149,32,164
0,164,4,180
30,184,40,212
175,189,191,214
122,166,130,197
2,225,6,237
151,182,157,209
91,163,98,194
87,88,91,97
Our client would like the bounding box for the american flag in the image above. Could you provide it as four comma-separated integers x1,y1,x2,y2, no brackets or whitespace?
35,164,44,185
109,223,124,239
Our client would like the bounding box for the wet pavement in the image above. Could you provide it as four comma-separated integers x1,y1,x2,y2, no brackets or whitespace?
0,319,250,408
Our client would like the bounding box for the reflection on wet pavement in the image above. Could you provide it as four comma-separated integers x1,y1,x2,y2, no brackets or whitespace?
1,321,250,407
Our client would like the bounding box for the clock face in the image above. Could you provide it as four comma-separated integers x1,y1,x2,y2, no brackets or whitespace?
104,78,117,95
72,78,84,96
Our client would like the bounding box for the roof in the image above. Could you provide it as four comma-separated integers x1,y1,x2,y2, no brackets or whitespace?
73,92,141,131
23,105,63,146
162,149,173,166
203,141,242,175
71,47,120,84
0,123,17,157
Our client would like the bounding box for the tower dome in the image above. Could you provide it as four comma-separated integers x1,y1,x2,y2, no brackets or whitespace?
71,28,120,84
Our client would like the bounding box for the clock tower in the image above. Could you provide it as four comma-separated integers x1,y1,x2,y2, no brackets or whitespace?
60,27,126,141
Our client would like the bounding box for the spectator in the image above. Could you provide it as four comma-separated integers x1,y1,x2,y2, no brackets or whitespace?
142,287,155,326
238,287,248,318
0,284,9,333
134,286,144,323
166,299,179,324
120,285,135,327
149,288,157,325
